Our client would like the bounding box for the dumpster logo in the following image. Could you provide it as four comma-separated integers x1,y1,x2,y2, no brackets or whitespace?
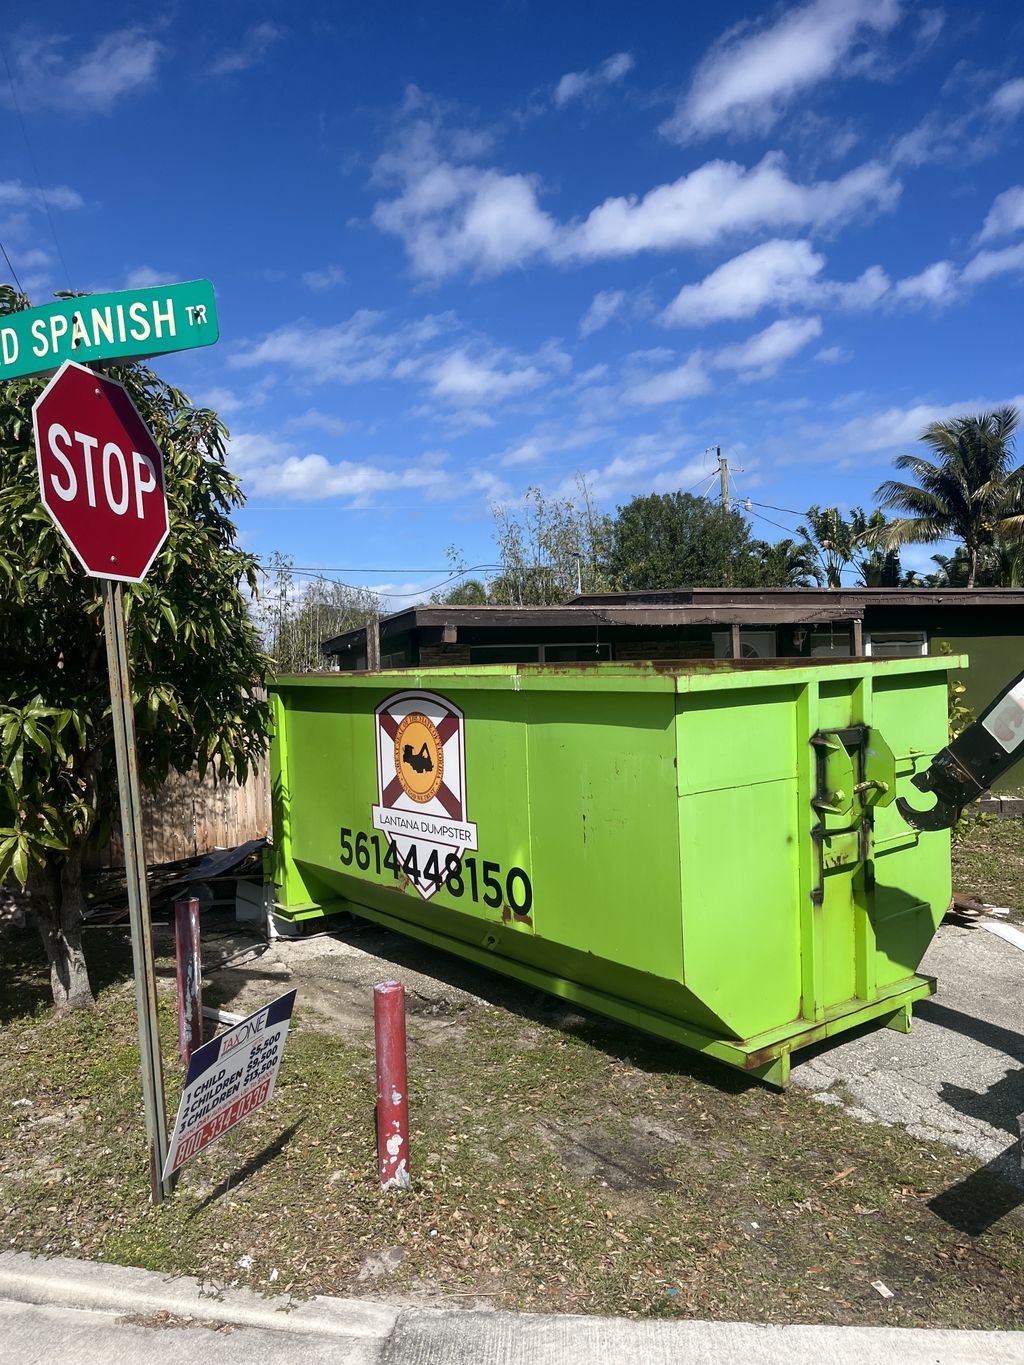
372,690,478,900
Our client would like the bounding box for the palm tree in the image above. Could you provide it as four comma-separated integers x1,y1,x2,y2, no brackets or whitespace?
755,537,820,586
797,505,860,587
874,408,1021,587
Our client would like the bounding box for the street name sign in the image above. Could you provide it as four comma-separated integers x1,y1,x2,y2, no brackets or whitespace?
1,279,218,382
162,990,297,1181
32,360,169,583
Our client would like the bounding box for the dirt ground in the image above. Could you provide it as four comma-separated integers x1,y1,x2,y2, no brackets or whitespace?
2,825,1024,1329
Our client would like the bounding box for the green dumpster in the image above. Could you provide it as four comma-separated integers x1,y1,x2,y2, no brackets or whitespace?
268,655,962,1086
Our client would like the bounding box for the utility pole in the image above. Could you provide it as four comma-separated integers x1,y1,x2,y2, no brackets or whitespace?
717,447,730,513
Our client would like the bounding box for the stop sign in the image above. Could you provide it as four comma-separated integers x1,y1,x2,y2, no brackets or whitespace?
32,360,169,583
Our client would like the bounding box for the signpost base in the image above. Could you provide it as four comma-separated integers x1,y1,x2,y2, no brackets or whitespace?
102,578,170,1202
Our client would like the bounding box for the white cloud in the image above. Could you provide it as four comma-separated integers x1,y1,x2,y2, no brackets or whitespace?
197,386,246,417
373,108,899,279
961,242,1024,285
428,348,550,405
829,264,891,309
991,78,1024,119
227,432,448,503
373,122,558,278
661,240,958,326
562,445,710,502
230,310,454,385
823,392,1024,456
712,315,823,378
14,247,54,294
123,266,176,288
663,0,901,141
286,408,350,436
816,344,851,364
0,179,83,212
495,421,613,468
553,52,634,108
893,77,1024,169
890,260,956,304
979,185,1024,242
232,308,564,413
662,239,825,326
8,29,161,113
301,264,346,291
209,22,284,76
624,353,711,407
579,289,626,337
564,155,899,260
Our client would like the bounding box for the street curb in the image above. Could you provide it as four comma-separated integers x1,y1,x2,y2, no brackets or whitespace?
3,1251,1024,1363
0,1251,397,1340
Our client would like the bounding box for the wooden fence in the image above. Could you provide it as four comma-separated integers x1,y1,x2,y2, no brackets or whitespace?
88,758,272,869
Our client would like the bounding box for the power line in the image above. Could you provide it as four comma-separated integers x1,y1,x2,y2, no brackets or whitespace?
0,238,26,297
744,505,804,539
0,40,74,293
260,561,508,599
269,563,504,575
745,497,806,518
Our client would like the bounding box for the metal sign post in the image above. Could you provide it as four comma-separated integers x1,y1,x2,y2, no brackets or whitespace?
31,359,177,1204
102,579,171,1202
21,282,224,1203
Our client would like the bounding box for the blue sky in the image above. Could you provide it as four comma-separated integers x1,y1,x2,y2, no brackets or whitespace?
3,0,1024,598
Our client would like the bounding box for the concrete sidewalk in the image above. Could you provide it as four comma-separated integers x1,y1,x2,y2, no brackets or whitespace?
2,1251,1022,1365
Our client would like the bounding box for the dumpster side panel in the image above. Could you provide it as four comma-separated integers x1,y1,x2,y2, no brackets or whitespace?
870,671,952,985
522,689,683,984
676,685,803,1039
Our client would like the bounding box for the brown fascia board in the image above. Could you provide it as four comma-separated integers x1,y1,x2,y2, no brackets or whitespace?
321,601,864,653
569,587,1024,609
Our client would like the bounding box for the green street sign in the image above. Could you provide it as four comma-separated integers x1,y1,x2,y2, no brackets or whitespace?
0,279,219,382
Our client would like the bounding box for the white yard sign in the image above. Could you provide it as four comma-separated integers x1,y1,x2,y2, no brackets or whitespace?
162,989,297,1182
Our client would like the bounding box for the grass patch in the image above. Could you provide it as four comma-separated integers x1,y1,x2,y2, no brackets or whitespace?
953,818,1024,919
1,925,1023,1328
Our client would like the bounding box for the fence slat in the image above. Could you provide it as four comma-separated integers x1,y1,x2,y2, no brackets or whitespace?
87,757,271,869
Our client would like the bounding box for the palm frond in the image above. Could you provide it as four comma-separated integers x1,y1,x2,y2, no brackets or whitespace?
879,515,948,549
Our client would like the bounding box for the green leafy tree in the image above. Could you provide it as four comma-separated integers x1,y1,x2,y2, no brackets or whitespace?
752,537,820,587
0,286,270,1008
491,478,612,605
436,578,489,606
608,492,770,590
429,546,491,606
920,542,1024,588
874,408,1022,587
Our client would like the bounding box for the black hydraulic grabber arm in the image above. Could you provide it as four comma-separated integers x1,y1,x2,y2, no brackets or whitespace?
897,671,1024,832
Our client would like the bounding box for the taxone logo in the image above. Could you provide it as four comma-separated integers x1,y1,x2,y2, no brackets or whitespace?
372,690,477,901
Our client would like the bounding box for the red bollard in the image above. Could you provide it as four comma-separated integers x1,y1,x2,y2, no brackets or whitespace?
374,981,410,1190
174,896,202,1066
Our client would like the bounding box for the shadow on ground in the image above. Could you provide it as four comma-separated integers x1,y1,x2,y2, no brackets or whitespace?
0,926,135,1024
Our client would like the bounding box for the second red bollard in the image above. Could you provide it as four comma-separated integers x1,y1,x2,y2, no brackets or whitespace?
174,896,202,1066
374,981,410,1190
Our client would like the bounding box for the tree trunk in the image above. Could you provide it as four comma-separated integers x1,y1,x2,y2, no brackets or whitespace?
967,545,978,588
28,846,94,1010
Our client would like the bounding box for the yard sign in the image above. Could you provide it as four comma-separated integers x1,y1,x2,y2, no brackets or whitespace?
163,990,297,1181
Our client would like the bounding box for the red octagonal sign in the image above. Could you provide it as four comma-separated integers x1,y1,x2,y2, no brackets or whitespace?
32,360,169,583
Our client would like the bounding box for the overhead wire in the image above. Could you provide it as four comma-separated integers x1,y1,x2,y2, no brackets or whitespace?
0,238,26,297
0,40,74,293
